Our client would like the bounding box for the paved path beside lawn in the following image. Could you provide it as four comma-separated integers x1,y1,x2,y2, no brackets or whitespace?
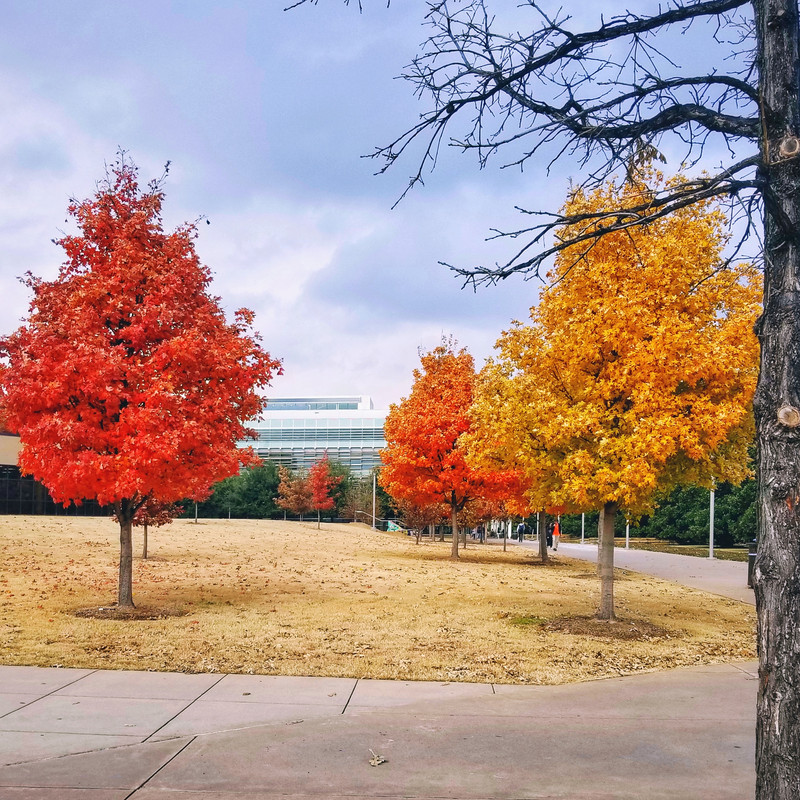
0,661,757,799
520,540,755,605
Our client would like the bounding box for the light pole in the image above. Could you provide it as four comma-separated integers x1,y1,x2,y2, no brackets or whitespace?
581,512,585,544
372,471,376,530
709,488,715,559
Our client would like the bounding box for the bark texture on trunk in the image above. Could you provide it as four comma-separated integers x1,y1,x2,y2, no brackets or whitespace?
597,501,616,620
450,502,459,560
142,523,148,560
538,512,548,564
754,3,800,795
117,500,135,608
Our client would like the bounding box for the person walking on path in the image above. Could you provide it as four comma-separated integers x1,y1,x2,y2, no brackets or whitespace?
552,520,561,551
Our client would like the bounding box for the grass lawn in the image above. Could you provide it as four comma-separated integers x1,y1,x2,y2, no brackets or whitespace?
0,517,755,684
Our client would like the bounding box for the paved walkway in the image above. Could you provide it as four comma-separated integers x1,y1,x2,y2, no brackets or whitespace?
0,546,759,799
529,541,755,605
0,661,757,799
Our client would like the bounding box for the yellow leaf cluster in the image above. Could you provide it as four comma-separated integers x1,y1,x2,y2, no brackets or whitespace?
469,169,761,516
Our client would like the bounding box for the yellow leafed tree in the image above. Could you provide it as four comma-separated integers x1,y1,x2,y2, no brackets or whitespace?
470,169,761,619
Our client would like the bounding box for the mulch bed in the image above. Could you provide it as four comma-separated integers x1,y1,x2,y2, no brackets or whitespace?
73,605,187,621
543,615,676,641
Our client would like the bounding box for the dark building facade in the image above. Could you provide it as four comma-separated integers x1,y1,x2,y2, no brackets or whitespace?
0,433,107,516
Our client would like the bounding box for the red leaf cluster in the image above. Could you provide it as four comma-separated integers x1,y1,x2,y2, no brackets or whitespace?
380,339,521,514
0,158,282,514
308,453,343,512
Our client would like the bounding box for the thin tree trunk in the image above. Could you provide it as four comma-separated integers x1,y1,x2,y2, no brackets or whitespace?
317,509,321,529
142,523,148,560
116,500,134,608
597,501,616,620
503,520,507,552
538,511,548,564
415,526,421,544
461,526,467,550
754,3,800,795
450,502,459,560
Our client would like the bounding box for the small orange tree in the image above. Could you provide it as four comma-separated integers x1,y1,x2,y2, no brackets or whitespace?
470,169,761,618
0,157,281,608
380,338,519,560
276,466,313,521
395,499,447,544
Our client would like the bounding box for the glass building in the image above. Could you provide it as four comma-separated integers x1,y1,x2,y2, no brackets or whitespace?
0,431,107,515
242,396,387,475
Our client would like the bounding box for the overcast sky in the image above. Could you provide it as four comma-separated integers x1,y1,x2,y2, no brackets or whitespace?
0,2,746,409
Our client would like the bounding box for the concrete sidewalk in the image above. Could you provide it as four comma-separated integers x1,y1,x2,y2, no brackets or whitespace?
0,661,757,799
521,540,754,605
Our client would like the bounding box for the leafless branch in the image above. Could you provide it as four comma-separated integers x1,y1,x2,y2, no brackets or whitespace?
444,156,761,286
361,0,761,282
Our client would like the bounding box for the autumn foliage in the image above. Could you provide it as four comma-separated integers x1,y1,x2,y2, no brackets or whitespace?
380,339,521,559
470,169,761,616
308,453,343,528
0,156,281,606
276,466,313,519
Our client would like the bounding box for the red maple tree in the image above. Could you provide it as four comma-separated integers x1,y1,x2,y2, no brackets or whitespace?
380,339,520,560
0,155,281,607
308,453,343,528
133,499,183,560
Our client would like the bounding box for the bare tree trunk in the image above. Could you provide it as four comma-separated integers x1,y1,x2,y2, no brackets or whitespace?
754,3,800,795
450,502,459,560
538,511,548,564
317,509,321,529
597,501,617,620
142,523,148,560
461,526,467,550
415,527,421,544
503,520,507,552
116,500,135,609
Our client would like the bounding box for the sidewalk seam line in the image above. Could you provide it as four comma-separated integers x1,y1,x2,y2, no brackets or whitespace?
123,735,196,799
0,668,99,720
342,678,359,714
141,674,227,743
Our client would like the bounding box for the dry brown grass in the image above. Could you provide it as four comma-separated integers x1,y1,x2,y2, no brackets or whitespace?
0,517,755,684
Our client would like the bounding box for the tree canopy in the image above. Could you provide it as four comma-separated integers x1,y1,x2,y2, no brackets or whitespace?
380,338,522,559
0,155,281,606
470,169,761,616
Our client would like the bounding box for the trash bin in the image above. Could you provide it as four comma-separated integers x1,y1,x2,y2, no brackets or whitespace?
748,539,757,589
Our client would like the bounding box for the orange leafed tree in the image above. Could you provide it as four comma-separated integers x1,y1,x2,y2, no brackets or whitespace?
380,338,519,560
0,156,281,608
470,169,761,618
395,499,447,544
276,466,313,520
